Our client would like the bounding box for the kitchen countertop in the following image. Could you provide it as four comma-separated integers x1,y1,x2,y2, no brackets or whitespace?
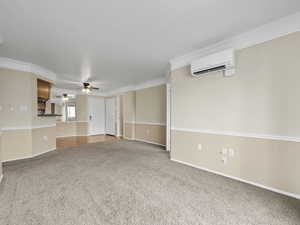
38,114,62,117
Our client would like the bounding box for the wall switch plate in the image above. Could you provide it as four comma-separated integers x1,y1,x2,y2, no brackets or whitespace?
146,129,150,135
198,144,202,151
229,149,235,157
43,136,48,141
19,104,28,112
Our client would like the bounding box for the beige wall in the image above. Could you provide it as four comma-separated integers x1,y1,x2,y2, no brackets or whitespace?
136,85,166,124
170,32,300,196
32,126,56,155
1,129,32,161
124,123,135,140
122,86,166,145
172,130,300,195
56,122,77,137
0,131,2,179
171,32,300,136
123,91,136,123
118,96,123,137
135,124,166,145
135,85,166,145
0,69,34,128
76,95,89,121
76,121,89,136
0,69,33,162
0,68,56,162
56,121,88,137
123,91,136,139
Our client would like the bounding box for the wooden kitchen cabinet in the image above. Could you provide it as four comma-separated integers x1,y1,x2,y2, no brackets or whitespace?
37,79,52,115
37,79,51,100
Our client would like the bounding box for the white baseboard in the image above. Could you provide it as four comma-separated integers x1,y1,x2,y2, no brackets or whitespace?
56,134,105,138
89,132,106,136
3,148,57,163
135,122,166,126
171,158,300,200
123,137,166,147
135,138,166,147
56,135,82,138
123,136,135,141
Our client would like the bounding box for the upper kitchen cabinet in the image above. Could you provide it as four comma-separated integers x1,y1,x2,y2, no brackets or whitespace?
37,79,51,100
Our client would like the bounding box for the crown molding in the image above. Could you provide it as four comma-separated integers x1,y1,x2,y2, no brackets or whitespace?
135,77,167,91
106,84,136,96
170,12,300,71
0,56,166,96
52,77,167,100
106,77,167,96
0,57,57,81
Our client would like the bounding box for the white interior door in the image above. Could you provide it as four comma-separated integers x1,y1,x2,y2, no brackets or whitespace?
105,97,116,135
88,96,105,135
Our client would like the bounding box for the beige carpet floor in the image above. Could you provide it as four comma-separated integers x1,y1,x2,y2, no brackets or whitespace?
0,140,299,225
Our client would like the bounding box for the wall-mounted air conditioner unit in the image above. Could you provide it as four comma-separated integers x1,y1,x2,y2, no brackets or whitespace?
191,49,235,77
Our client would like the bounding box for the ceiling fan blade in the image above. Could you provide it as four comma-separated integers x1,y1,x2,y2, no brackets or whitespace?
85,77,107,86
85,75,101,83
59,74,86,84
91,87,100,90
57,79,82,85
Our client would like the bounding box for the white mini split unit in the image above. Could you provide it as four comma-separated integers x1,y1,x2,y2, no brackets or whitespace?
190,49,235,77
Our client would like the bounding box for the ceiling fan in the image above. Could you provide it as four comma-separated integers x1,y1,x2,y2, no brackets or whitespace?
82,82,99,93
55,93,70,101
56,75,103,93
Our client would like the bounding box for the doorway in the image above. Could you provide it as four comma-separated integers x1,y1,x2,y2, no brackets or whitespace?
88,96,105,135
105,97,116,136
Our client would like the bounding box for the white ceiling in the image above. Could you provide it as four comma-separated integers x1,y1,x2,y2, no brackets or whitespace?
1,0,300,92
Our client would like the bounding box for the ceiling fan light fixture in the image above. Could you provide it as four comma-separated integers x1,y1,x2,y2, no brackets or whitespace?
82,87,90,93
82,82,92,93
62,93,69,101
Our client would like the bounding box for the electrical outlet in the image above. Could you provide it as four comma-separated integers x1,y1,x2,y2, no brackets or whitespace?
221,156,228,164
229,149,235,157
197,144,202,151
221,148,228,155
